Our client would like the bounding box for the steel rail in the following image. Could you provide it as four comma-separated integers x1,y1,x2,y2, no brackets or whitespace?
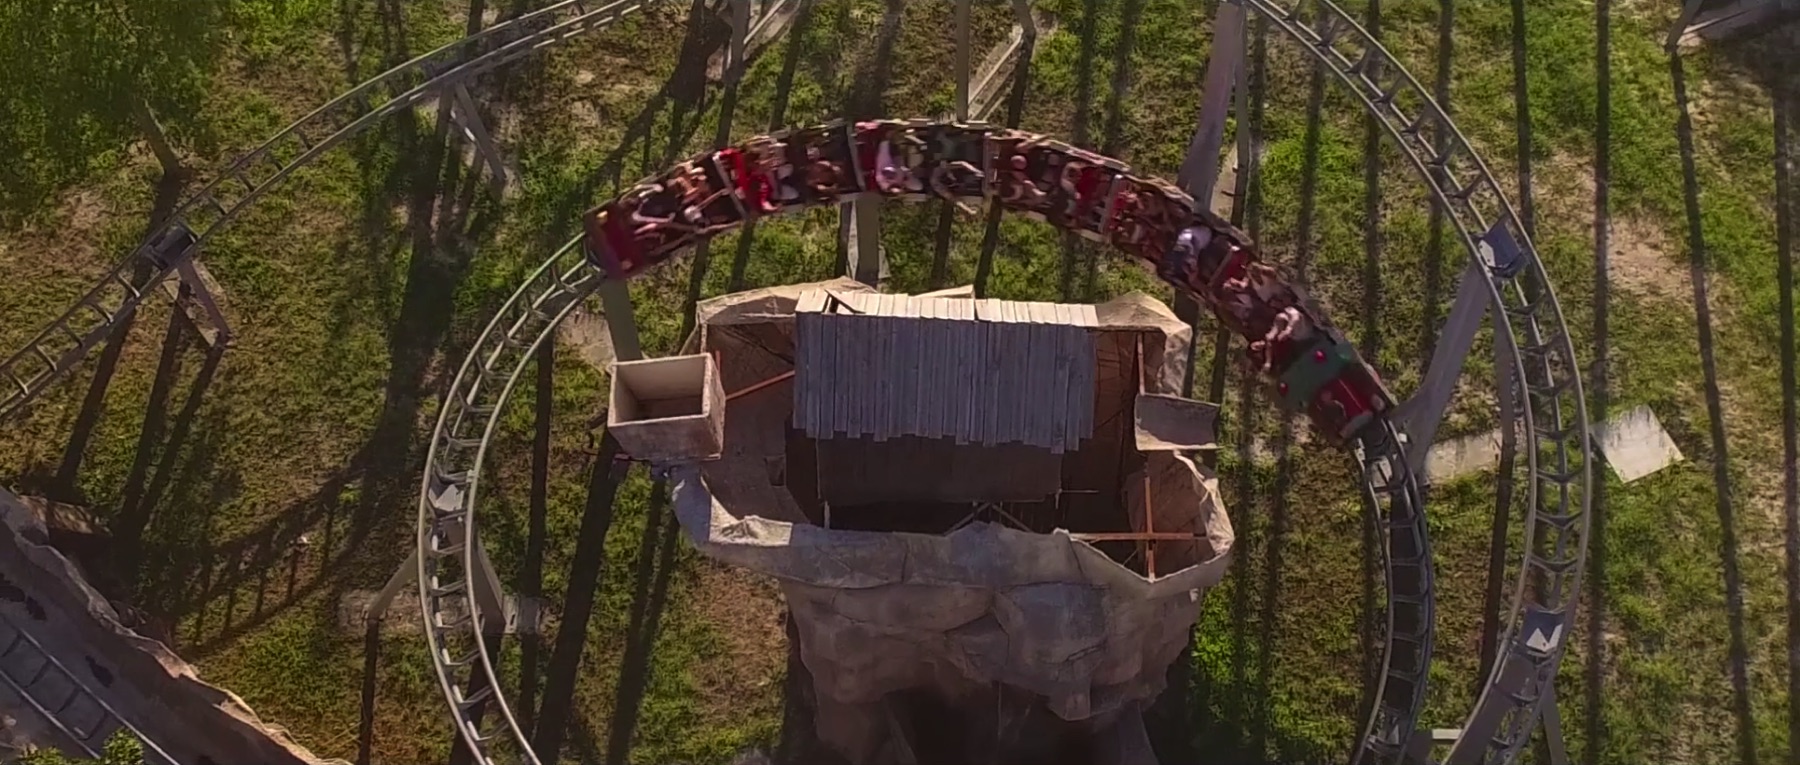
412,2,1590,759
417,237,597,765
0,610,180,764
1350,417,1435,763
0,1,659,757
0,0,658,425
1245,2,1593,762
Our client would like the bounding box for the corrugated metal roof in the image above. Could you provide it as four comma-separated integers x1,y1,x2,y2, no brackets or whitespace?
792,290,1098,453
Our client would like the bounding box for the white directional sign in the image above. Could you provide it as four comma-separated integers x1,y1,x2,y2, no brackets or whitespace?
1523,611,1564,654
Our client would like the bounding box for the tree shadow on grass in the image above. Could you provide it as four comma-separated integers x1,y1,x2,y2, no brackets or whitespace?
970,31,1036,297
728,0,816,292
540,0,728,254
1670,50,1759,765
40,171,191,509
131,62,506,660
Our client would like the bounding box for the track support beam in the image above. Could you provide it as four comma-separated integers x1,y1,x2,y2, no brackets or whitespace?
449,82,510,196
1393,257,1489,472
597,280,643,362
1393,234,1529,480
368,534,533,635
1179,0,1247,203
1174,0,1246,334
159,253,234,349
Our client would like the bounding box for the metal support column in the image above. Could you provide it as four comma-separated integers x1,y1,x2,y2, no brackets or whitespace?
1667,0,1708,49
1393,257,1489,474
1013,0,1036,41
597,279,644,362
1394,221,1532,477
450,82,510,195
1537,686,1572,765
367,532,523,633
174,260,230,343
165,257,234,348
727,0,750,78
845,199,885,287
1179,0,1247,202
1174,0,1245,326
955,0,972,121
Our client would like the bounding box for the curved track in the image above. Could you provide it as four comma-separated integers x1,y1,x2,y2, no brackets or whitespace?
1249,4,1593,762
0,0,650,423
0,0,1591,763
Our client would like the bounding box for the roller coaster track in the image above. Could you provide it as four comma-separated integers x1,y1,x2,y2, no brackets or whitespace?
0,0,652,425
1245,2,1592,762
0,0,1589,761
0,610,177,764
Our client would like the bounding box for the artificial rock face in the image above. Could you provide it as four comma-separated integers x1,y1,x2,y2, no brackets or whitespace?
0,487,344,765
667,282,1235,765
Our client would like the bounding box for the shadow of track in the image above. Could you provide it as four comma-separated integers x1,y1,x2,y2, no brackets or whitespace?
729,0,815,292
514,341,555,737
1245,57,1322,760
1413,1,1453,380
1357,1,1383,363
1086,0,1143,303
1059,0,1102,303
1186,15,1266,755
1354,0,1384,728
529,434,627,763
971,28,1036,297
1775,79,1800,765
541,0,730,253
42,172,191,508
1670,50,1759,765
114,319,226,597
831,0,905,279
1583,1,1613,763
133,27,508,656
357,622,382,765
602,486,682,765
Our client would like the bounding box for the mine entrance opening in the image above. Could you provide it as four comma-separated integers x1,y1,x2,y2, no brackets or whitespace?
781,429,1159,573
889,686,1100,765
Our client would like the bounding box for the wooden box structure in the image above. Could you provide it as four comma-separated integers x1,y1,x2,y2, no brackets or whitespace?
608,354,726,463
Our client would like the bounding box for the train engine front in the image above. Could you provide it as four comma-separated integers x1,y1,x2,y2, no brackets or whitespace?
1153,214,1395,445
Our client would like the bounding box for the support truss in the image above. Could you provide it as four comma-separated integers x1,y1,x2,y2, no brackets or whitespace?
0,0,653,425
1240,2,1593,763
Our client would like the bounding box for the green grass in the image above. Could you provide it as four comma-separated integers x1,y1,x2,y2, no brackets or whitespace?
0,0,1794,763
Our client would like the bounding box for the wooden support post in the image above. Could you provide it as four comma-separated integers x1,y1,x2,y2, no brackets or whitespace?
158,257,233,349
450,83,510,195
955,0,972,121
597,280,644,362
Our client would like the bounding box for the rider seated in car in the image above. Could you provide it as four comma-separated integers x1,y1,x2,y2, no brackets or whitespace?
1245,301,1314,373
1158,226,1211,289
804,146,844,198
930,161,981,213
1001,153,1047,207
670,163,729,231
1223,261,1284,304
625,183,682,236
736,140,784,215
873,137,910,195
